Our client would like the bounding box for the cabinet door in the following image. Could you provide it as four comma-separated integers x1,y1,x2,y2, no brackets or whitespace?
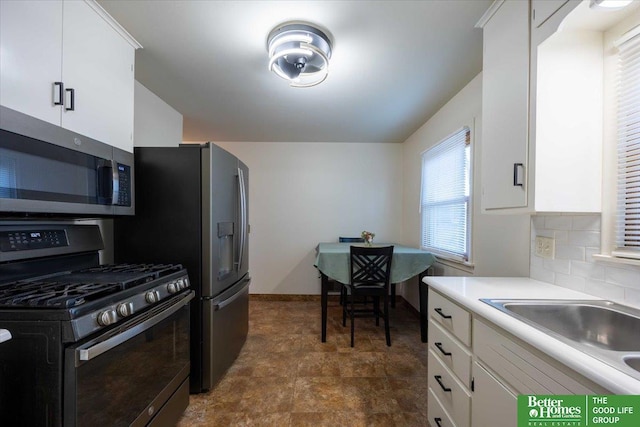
0,0,63,126
61,0,135,152
531,0,568,28
471,361,517,427
481,0,530,210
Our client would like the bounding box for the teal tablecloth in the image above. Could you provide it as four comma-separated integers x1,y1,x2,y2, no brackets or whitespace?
314,242,436,284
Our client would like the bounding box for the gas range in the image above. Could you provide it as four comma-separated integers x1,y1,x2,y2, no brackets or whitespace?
0,262,190,341
0,223,194,426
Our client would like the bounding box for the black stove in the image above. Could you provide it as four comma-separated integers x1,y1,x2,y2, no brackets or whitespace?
0,223,194,426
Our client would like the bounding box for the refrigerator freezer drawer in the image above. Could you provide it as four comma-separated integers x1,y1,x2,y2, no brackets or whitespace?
202,277,250,391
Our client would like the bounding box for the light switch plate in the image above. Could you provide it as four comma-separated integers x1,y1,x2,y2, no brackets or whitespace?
535,236,555,259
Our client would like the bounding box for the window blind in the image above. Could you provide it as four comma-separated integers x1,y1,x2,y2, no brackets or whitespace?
421,127,470,261
615,29,640,257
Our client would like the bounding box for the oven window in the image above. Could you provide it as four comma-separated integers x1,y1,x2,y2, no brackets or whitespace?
0,129,99,204
69,303,190,426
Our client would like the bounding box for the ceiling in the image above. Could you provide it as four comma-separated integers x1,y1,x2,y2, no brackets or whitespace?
98,0,492,143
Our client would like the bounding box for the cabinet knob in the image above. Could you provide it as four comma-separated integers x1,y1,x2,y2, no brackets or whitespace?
53,82,64,106
434,307,452,319
435,342,452,356
513,163,524,187
65,88,75,111
434,375,452,392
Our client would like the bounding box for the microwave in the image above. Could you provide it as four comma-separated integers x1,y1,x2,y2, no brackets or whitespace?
0,106,134,216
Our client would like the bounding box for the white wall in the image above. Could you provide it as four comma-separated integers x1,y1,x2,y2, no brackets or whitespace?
400,73,531,309
213,141,403,294
134,81,183,147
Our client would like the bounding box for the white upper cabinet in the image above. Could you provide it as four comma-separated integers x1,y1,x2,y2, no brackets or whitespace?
531,0,569,28
61,1,138,153
0,0,64,126
479,0,602,213
479,0,530,210
0,0,141,152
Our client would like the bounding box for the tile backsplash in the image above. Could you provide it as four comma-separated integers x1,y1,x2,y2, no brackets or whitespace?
531,214,640,308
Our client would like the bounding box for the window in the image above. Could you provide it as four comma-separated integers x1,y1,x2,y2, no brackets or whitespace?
613,27,640,258
420,127,471,262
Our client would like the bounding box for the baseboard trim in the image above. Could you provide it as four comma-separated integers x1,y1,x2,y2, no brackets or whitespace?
250,294,324,302
249,293,421,318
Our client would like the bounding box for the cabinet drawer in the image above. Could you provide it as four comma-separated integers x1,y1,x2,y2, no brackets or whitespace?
429,289,471,346
428,388,458,427
429,320,472,388
473,319,608,395
428,349,470,427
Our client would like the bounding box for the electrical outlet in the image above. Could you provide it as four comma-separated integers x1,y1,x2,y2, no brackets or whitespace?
535,236,555,259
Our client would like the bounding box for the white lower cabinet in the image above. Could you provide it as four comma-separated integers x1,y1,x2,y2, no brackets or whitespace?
428,388,458,427
428,350,471,427
428,289,472,427
470,361,517,427
427,288,610,427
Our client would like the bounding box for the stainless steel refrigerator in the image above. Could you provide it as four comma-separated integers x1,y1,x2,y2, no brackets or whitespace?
114,143,250,393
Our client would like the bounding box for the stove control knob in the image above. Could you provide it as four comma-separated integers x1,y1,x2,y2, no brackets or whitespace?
183,278,190,288
117,302,134,317
167,282,178,294
97,310,117,326
178,278,186,289
145,290,160,304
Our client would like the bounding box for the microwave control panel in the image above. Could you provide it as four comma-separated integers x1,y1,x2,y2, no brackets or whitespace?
116,163,131,207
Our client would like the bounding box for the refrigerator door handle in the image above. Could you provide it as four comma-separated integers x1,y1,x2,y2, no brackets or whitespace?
236,167,247,271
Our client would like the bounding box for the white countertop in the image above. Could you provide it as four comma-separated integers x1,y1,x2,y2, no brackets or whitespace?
423,276,640,394
0,329,11,344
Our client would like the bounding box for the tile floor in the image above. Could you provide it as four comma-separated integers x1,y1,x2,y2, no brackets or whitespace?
177,297,430,426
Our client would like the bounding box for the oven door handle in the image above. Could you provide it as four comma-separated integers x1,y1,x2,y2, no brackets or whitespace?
76,292,194,364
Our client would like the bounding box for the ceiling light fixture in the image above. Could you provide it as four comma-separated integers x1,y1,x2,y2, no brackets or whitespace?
589,0,634,10
267,22,332,88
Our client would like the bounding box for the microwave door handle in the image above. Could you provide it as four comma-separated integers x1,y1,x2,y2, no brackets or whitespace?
97,159,113,204
111,160,120,206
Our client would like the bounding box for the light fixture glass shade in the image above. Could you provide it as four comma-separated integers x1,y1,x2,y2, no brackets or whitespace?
267,23,332,88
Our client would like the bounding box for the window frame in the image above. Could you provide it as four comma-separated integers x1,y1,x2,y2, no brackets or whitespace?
599,20,640,266
420,126,473,264
613,25,640,259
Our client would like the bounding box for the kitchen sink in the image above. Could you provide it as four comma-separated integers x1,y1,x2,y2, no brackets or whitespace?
625,356,640,372
494,300,640,351
481,299,640,380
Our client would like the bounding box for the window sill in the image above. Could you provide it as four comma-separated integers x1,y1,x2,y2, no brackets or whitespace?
592,253,640,267
433,255,475,273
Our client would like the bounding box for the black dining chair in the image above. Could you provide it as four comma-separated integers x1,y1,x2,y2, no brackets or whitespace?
342,245,394,347
337,237,364,305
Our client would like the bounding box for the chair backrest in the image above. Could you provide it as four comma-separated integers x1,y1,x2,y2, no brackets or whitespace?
349,245,393,287
339,236,365,243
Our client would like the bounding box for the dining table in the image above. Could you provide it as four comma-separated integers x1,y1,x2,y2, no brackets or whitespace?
314,242,436,343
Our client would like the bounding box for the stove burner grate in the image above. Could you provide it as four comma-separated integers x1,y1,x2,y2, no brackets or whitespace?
0,281,122,308
0,263,184,309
